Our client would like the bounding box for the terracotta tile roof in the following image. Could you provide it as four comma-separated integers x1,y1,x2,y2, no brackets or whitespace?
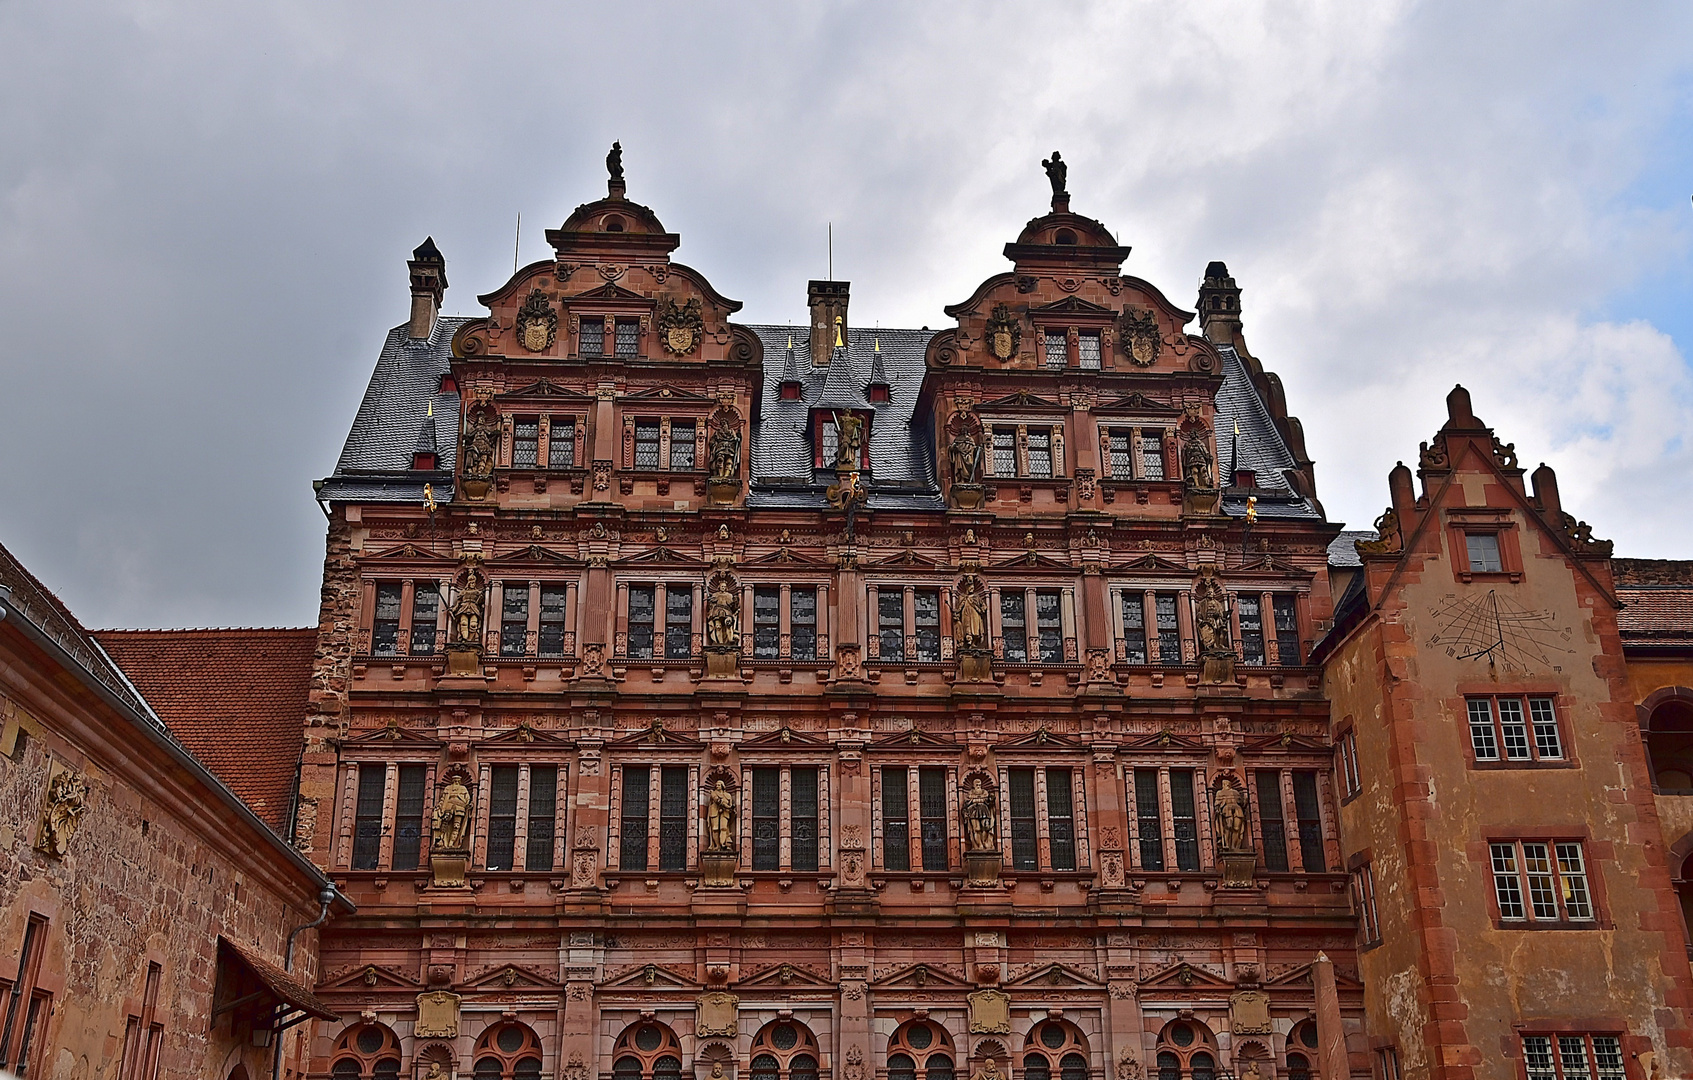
93,628,315,831
1616,584,1693,650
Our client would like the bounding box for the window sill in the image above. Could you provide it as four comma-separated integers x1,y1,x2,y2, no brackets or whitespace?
1492,919,1608,931
1470,758,1579,771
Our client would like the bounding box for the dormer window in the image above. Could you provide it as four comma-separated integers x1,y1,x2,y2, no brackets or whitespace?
439,373,457,394
412,452,438,470
604,215,626,232
867,383,890,403
780,382,803,401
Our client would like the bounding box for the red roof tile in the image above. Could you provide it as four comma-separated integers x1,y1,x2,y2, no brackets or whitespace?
93,628,315,831
1616,587,1693,648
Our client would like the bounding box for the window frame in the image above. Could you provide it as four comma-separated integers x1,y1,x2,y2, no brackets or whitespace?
1446,517,1524,583
1466,694,1569,768
0,914,50,1080
1338,726,1362,800
1351,859,1381,946
1519,1033,1628,1080
868,584,945,665
743,763,826,873
874,764,953,873
1488,837,1603,928
614,763,696,874
620,581,699,662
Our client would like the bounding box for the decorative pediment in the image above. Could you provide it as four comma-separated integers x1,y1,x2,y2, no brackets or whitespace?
344,721,443,750
365,543,447,562
745,547,830,568
870,963,972,989
1005,963,1105,990
869,726,959,751
737,962,835,989
478,721,574,748
319,963,422,991
609,720,705,750
1112,552,1191,573
989,551,1074,571
1123,729,1207,753
740,726,831,749
1244,731,1331,753
1029,296,1116,317
868,550,946,569
615,547,707,568
1094,392,1181,417
621,385,717,403
565,282,653,305
994,725,1081,750
487,545,580,565
1265,961,1362,989
600,963,696,990
464,963,561,991
1139,961,1233,991
980,390,1063,410
497,379,594,402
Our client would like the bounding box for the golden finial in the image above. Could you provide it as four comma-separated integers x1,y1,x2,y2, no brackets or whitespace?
834,315,844,348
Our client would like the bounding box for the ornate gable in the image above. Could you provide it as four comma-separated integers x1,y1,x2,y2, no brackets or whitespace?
980,390,1064,411
479,721,574,748
1005,963,1105,990
870,963,972,989
1243,731,1331,754
994,725,1081,751
464,963,562,991
600,963,696,990
615,547,707,568
564,281,654,306
609,720,705,751
1138,961,1233,991
498,379,595,402
1122,730,1207,753
740,726,831,750
487,545,580,566
344,722,443,751
621,385,717,403
738,962,835,990
1094,392,1181,417
318,963,423,991
1028,296,1116,318
869,726,959,751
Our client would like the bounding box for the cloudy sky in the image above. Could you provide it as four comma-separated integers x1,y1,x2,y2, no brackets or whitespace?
1,2,1689,629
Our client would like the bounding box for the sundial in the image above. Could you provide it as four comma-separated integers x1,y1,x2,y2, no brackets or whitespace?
1425,590,1573,673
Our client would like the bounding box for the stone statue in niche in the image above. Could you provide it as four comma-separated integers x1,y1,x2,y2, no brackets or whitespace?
34,763,88,859
448,560,487,647
946,404,985,485
1213,776,1250,853
952,569,989,657
706,567,740,650
431,771,473,853
705,780,737,853
459,399,500,498
1193,568,1231,657
707,404,742,482
1041,151,1067,196
833,410,865,471
1182,431,1215,490
962,774,998,853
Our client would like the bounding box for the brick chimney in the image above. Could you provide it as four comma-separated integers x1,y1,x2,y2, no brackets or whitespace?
1197,261,1241,348
808,280,849,367
408,237,447,340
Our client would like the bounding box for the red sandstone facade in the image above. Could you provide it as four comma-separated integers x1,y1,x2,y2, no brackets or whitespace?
298,165,1365,1080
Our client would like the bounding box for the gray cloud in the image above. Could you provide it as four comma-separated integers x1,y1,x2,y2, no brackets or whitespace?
1,1,1688,627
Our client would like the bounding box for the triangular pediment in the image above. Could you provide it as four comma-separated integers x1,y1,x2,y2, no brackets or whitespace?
738,962,835,989
1005,963,1105,990
871,963,972,989
1029,296,1115,317
1244,731,1330,753
601,963,696,989
868,549,946,569
344,722,443,750
616,547,707,568
566,282,654,305
479,722,574,748
980,390,1063,410
465,963,561,991
990,551,1074,571
498,379,595,402
1095,392,1181,417
609,720,705,750
1265,961,1362,989
869,726,959,751
745,547,829,568
366,543,447,562
1123,729,1206,753
621,385,716,403
740,725,831,749
1112,552,1190,573
994,725,1081,750
319,963,422,991
1140,961,1232,990
487,544,580,565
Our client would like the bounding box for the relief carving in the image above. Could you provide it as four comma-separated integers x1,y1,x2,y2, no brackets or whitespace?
696,991,739,1038
1119,308,1161,367
1229,989,1272,1035
515,289,557,352
657,297,704,356
983,304,1021,361
967,988,1012,1034
34,762,87,858
414,990,461,1038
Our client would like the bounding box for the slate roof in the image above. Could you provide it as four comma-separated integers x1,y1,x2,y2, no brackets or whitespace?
1327,531,1377,568
94,629,317,831
1213,344,1321,520
1613,559,1693,651
318,317,467,504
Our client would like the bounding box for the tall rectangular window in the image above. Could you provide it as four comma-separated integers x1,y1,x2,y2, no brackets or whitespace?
1469,698,1501,761
1155,592,1181,664
1339,730,1361,798
914,589,941,661
658,766,689,871
0,915,48,1080
1257,771,1289,871
627,586,655,659
992,428,1017,477
1047,768,1076,871
1531,698,1564,759
1171,770,1200,871
1009,768,1038,870
791,767,820,872
1026,430,1054,477
1375,1048,1403,1080
753,587,780,659
665,587,693,659
1353,862,1381,944
485,765,519,870
669,420,696,469
372,583,402,656
882,766,910,871
512,418,539,468
1238,596,1266,665
790,588,818,660
501,585,529,657
634,420,661,469
547,417,576,468
1120,592,1147,664
579,318,605,357
1134,769,1164,871
1035,590,1063,663
919,766,949,871
392,764,427,871
615,318,639,356
1293,770,1326,871
410,584,439,655
1140,431,1165,480
1044,328,1067,367
1466,533,1503,573
539,585,568,657
119,960,163,1080
352,763,386,869
878,591,905,661
620,766,650,870
526,766,558,872
1000,593,1028,662
1107,430,1134,478
1273,594,1300,663
1078,330,1101,369
752,767,781,870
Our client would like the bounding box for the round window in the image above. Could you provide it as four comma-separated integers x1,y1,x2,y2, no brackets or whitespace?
497,1027,525,1054
1299,1025,1318,1049
773,1025,799,1050
1170,1024,1194,1047
356,1028,385,1055
1040,1026,1066,1050
635,1026,664,1052
906,1025,934,1050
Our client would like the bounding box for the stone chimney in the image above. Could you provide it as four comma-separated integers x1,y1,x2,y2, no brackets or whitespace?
808,280,849,367
1197,261,1241,348
408,237,448,340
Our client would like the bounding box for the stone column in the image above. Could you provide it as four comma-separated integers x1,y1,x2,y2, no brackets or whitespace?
1313,952,1348,1080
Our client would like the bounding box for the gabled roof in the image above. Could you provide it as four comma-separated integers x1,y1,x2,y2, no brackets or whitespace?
1212,345,1322,521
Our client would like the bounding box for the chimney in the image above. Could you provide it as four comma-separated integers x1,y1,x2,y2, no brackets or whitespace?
808,280,849,367
408,237,447,340
1197,261,1242,348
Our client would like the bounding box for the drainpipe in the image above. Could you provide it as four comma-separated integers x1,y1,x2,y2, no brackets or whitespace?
273,887,338,1080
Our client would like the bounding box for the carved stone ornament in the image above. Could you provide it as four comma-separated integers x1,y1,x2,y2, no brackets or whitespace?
565,1053,588,1080
945,402,986,494
705,563,742,652
34,761,88,858
447,557,487,649
704,768,738,854
515,289,558,352
1229,989,1273,1035
707,404,743,482
657,296,705,355
983,303,1021,361
431,767,474,853
414,990,462,1038
966,988,1012,1034
1116,1055,1142,1080
459,398,501,499
696,991,739,1038
1119,308,1161,367
1181,430,1215,491
1212,774,1251,854
1193,567,1231,658
961,770,997,852
952,568,990,660
1354,507,1402,555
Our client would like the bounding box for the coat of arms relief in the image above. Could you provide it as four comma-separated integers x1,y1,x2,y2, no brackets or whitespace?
983,303,1021,361
515,289,557,352
657,296,704,356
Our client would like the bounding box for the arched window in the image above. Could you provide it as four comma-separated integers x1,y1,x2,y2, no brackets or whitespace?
1288,1053,1312,1080
1154,1020,1217,1080
1156,1054,1179,1080
331,1022,403,1080
474,1023,544,1080
1059,1054,1087,1080
1023,1020,1088,1080
749,1020,823,1080
889,1020,957,1080
1188,1054,1214,1080
1024,1057,1051,1080
612,1021,685,1080
1647,700,1693,792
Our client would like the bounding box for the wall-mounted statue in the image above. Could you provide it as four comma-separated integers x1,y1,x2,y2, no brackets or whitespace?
1041,151,1067,197
606,140,624,182
34,764,88,859
1213,775,1250,853
705,779,737,853
1193,567,1231,657
431,770,473,853
833,410,865,472
962,773,998,853
946,403,985,487
706,566,741,651
953,568,989,656
448,559,487,648
459,395,500,499
708,404,742,482
1181,431,1215,491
